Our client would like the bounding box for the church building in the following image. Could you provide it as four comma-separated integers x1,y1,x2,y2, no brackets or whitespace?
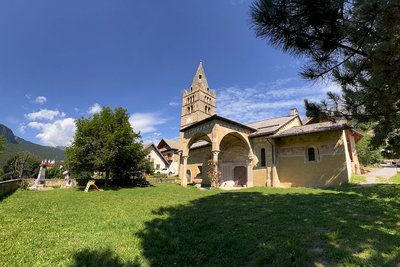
178,63,362,188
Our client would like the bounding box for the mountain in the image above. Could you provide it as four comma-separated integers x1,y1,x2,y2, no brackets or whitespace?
0,124,66,167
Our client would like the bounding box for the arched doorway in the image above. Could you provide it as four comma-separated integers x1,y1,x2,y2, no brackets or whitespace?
186,132,212,185
219,132,250,187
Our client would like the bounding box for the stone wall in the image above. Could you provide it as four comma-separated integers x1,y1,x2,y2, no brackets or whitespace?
0,179,21,199
25,179,77,188
146,178,176,185
276,130,349,187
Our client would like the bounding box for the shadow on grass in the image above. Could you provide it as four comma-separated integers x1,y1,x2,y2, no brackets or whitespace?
135,185,400,266
70,248,140,267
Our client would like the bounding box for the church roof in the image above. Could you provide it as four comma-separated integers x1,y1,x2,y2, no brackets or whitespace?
247,116,297,137
270,121,347,138
190,62,210,93
180,114,256,132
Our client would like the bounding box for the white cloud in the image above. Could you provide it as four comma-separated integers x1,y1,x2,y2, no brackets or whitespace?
169,101,179,107
27,118,76,147
18,123,26,133
25,109,66,121
141,132,162,145
33,96,47,104
87,103,102,115
218,80,342,123
129,113,167,134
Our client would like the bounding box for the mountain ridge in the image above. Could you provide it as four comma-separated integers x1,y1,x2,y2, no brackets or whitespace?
0,124,66,167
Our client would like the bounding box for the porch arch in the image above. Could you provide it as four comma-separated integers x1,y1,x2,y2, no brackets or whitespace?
218,132,253,187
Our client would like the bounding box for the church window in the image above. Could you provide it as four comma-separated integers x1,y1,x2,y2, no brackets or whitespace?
208,107,211,113
190,87,193,92
261,148,266,167
306,146,319,162
207,88,210,92
199,74,202,79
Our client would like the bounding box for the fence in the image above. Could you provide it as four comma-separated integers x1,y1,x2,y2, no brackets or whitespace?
0,179,21,199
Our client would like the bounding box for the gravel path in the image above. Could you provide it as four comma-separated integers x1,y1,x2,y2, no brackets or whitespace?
362,166,397,184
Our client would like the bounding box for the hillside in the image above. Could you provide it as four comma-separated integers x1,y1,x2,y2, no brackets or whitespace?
0,124,66,167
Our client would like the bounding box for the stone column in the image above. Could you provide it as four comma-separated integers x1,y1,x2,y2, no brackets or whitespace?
181,155,189,188
246,155,254,187
211,150,220,187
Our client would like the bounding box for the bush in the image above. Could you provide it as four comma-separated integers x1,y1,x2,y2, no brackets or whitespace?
19,180,29,190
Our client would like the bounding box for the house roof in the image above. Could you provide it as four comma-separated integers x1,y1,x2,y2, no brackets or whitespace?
270,121,348,138
180,114,256,132
144,143,169,165
158,139,181,150
247,116,298,137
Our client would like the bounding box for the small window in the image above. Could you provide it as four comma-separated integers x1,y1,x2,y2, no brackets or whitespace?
156,164,160,170
199,74,202,79
205,106,207,113
261,148,266,167
307,147,316,162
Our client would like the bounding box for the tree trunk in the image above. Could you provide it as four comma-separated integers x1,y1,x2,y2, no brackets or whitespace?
105,170,110,188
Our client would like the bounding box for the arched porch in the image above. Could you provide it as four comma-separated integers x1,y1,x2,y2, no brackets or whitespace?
179,116,255,188
219,132,253,187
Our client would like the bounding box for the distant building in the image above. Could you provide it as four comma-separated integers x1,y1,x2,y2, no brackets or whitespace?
144,143,169,171
178,63,362,188
157,139,181,174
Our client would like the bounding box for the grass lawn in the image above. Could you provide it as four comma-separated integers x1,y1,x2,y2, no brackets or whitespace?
390,174,400,184
1,184,400,266
350,175,367,184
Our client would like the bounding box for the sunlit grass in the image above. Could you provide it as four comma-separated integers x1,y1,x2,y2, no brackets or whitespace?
1,183,400,266
350,175,367,183
389,174,400,184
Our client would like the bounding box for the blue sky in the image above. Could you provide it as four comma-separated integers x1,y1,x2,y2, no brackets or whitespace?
0,0,339,147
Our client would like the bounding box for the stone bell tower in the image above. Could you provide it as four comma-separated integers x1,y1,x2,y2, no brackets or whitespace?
181,62,216,128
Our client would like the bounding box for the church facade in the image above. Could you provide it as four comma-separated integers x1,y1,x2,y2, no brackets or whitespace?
178,63,362,188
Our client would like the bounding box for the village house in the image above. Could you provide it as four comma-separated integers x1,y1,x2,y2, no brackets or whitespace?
144,143,169,171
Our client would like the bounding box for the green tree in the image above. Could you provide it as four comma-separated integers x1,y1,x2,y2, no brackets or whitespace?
251,0,400,150
66,107,146,186
0,137,5,154
356,135,382,166
2,152,41,180
46,165,63,179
